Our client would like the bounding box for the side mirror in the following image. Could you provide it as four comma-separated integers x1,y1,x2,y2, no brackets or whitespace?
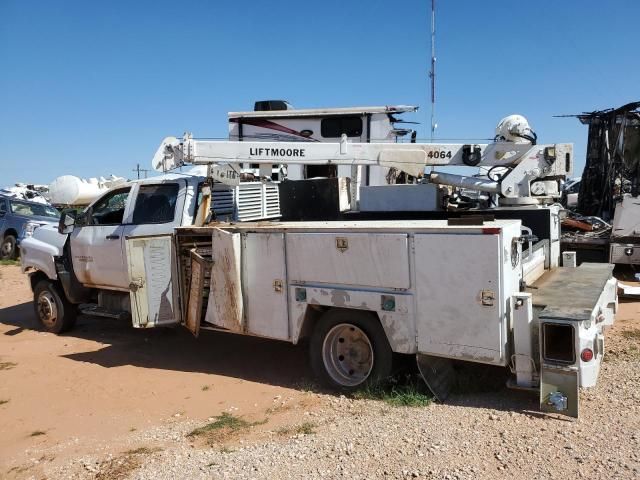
0,210,5,217
58,210,77,235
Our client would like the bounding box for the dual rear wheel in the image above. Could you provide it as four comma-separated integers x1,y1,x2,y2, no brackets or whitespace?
309,309,393,392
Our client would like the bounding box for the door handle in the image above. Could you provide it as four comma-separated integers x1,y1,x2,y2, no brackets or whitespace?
106,234,120,240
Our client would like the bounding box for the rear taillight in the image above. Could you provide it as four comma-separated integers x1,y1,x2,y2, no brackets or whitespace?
581,348,594,362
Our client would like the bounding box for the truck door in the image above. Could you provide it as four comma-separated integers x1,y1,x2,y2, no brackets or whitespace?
122,181,186,328
126,234,180,328
70,187,132,290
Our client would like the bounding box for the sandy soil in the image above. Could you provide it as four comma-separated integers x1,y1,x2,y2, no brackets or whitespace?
0,265,315,477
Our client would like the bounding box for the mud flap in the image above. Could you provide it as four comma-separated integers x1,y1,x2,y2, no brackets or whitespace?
540,366,579,418
416,354,456,402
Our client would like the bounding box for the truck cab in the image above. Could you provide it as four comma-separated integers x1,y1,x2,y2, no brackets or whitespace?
20,173,200,333
69,176,193,290
20,171,280,333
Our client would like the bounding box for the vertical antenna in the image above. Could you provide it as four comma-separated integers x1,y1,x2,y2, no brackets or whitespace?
429,0,436,142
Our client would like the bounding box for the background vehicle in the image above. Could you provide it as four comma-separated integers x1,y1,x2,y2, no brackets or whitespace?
562,178,581,209
0,194,60,260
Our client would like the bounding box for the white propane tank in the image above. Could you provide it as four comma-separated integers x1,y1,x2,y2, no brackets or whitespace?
495,114,536,144
49,175,125,206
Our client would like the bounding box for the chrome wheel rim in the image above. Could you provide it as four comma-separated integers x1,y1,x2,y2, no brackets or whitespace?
322,323,374,387
37,291,58,327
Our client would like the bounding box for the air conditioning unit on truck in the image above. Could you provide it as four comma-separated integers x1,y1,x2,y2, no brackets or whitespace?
21,115,617,418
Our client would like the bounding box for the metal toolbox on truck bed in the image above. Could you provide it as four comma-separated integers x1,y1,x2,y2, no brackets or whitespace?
197,219,523,366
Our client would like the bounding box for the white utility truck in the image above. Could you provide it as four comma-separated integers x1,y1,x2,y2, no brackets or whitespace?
21,116,617,418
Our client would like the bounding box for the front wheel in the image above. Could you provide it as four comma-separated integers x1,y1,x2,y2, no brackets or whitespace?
33,280,77,334
309,309,393,392
0,234,17,260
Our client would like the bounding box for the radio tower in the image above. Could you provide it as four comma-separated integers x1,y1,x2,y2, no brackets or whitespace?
429,0,437,142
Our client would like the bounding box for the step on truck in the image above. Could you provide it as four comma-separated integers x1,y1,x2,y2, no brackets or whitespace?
21,115,618,417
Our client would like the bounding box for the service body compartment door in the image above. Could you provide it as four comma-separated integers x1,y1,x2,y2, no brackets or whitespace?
286,233,410,289
205,228,244,331
126,235,180,328
414,233,505,365
243,233,289,340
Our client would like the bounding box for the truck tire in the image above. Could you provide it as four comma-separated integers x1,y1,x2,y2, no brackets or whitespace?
33,280,77,334
1,234,17,260
310,309,393,392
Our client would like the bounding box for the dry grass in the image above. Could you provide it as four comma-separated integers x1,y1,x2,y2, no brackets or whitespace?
621,329,640,340
276,421,317,436
295,379,319,393
96,446,162,480
265,402,292,415
124,446,162,455
96,455,141,480
188,412,267,445
0,361,17,371
0,399,9,406
7,465,30,475
29,430,46,437
353,375,432,407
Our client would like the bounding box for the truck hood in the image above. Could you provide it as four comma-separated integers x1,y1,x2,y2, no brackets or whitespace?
20,224,67,279
29,223,67,249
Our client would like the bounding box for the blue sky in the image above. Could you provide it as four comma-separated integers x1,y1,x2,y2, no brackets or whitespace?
1,0,638,186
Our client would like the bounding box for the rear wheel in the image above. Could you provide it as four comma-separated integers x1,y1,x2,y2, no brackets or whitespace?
33,280,77,334
0,234,17,260
310,309,393,391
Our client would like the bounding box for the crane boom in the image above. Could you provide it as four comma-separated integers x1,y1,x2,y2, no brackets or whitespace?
152,116,572,204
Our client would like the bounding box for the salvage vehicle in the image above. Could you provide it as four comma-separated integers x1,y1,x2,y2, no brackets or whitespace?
0,194,60,259
21,115,617,417
20,168,279,323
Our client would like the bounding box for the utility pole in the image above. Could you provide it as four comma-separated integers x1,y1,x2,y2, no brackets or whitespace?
133,163,151,179
429,0,437,142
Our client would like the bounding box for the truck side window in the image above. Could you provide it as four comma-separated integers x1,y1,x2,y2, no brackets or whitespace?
132,184,179,224
0,199,6,214
90,188,131,225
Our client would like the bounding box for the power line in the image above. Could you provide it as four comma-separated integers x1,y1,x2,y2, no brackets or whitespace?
133,163,151,179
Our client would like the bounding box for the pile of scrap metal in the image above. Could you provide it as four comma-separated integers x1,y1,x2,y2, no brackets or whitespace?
576,101,640,220
0,183,50,204
562,212,611,235
560,102,640,264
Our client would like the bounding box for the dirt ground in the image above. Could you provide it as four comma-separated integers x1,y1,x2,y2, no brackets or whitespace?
0,265,316,477
1,263,640,479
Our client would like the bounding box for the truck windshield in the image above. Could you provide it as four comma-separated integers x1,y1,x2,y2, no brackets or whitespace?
10,200,59,218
